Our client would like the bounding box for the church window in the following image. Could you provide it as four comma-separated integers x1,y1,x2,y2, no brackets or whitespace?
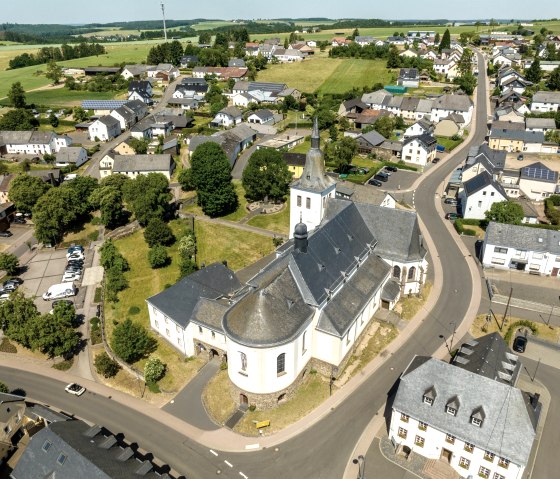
302,331,307,355
306,197,311,209
297,195,302,207
408,267,416,280
277,353,286,375
393,265,401,279
240,352,247,372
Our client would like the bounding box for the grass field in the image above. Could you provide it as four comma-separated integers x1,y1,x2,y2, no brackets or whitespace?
246,199,290,235
318,59,392,94
194,220,275,271
1,88,120,107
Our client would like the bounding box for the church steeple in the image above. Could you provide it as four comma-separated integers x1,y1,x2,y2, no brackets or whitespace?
311,116,320,150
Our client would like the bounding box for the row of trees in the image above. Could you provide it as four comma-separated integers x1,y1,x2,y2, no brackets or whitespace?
8,42,105,69
100,240,129,303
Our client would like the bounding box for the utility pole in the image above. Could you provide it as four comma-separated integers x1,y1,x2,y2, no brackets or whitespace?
501,287,513,331
161,1,168,42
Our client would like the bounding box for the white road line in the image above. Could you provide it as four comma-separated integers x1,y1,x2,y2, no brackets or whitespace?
209,449,218,457
224,460,233,468
245,444,260,450
239,473,248,479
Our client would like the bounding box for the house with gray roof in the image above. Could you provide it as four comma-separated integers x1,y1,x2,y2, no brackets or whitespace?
397,68,419,88
356,130,386,154
459,171,509,219
0,130,69,156
430,94,474,124
482,221,560,275
88,116,121,142
99,153,174,179
148,121,428,408
389,354,538,479
531,91,560,112
525,117,556,132
55,147,88,167
518,162,559,201
489,129,545,153
462,144,506,183
12,419,176,479
210,106,243,128
0,393,26,463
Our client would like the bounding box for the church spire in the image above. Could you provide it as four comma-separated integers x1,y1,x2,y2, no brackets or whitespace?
311,116,320,150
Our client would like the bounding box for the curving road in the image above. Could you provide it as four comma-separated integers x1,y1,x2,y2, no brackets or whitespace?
0,54,488,478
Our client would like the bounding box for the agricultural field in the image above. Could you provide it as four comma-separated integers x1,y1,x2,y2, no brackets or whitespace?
318,59,392,94
191,21,239,31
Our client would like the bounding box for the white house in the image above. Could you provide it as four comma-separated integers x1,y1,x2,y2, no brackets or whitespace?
55,147,88,168
430,94,474,124
247,109,275,125
272,48,304,63
390,348,537,479
99,152,174,179
210,106,243,128
232,92,256,108
518,162,559,201
531,91,560,112
361,90,393,110
525,117,556,133
146,119,428,409
0,131,70,155
401,135,437,167
403,118,435,139
482,221,560,276
433,59,458,79
459,171,509,220
397,68,420,88
88,116,121,142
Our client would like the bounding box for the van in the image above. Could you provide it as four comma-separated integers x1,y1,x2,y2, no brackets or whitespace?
42,283,77,301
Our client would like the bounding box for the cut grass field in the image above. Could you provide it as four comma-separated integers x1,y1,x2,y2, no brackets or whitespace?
317,59,392,94
194,220,275,271
247,200,290,235
470,314,560,345
1,88,120,107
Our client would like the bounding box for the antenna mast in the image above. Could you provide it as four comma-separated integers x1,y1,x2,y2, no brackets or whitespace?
161,1,168,41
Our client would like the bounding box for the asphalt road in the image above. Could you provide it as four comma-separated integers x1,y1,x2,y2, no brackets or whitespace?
0,54,489,479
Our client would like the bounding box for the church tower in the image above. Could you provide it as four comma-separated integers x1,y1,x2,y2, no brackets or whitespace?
289,117,337,238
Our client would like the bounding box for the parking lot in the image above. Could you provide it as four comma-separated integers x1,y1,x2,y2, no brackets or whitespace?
0,224,33,250
19,248,92,314
369,167,421,191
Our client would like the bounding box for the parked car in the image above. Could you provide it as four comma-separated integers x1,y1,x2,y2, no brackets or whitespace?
0,292,11,302
65,383,86,396
368,178,383,187
517,154,524,161
432,157,441,164
374,173,389,182
42,283,77,301
12,217,26,225
1,282,18,292
445,213,459,220
5,277,23,286
0,231,13,238
385,166,398,172
444,198,458,205
67,245,84,253
62,272,81,282
382,168,392,176
67,252,85,261
67,260,84,267
513,336,527,353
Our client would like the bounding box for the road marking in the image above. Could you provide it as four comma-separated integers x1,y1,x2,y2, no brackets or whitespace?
224,460,233,468
210,449,218,457
245,444,260,450
239,473,248,479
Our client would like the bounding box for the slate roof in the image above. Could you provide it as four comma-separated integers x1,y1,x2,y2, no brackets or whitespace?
381,279,401,302
335,181,395,207
490,129,545,143
520,162,558,183
432,94,473,112
491,120,525,132
97,116,120,128
0,130,54,145
485,221,560,255
393,356,537,466
465,143,506,175
359,130,386,146
361,90,392,106
283,152,306,167
398,68,419,80
463,171,508,199
249,109,274,121
219,106,243,118
525,117,556,129
56,147,86,164
112,154,172,173
453,333,521,386
12,420,174,479
148,263,242,330
403,134,437,149
532,91,560,104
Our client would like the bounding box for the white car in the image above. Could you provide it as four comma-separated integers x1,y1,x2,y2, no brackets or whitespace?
67,252,85,261
65,383,86,396
62,272,81,282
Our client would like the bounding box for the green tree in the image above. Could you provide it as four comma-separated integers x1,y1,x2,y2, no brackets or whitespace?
525,57,542,83
8,174,51,213
198,31,212,44
0,109,39,130
7,82,26,108
0,253,19,275
144,357,166,383
94,352,121,378
49,113,59,128
329,124,338,142
73,106,89,122
35,302,80,358
43,153,56,164
62,176,98,215
485,201,524,225
0,292,41,349
439,29,451,53
434,32,440,45
45,61,63,85
178,168,194,191
547,66,560,90
168,40,184,66
324,136,358,173
190,143,238,217
241,149,292,202
455,71,478,95
457,48,473,76
373,116,396,138
178,256,197,279
0,382,8,393
178,233,196,260
89,185,125,229
386,46,400,68
32,187,80,245
144,218,174,247
111,319,157,364
128,137,149,154
148,245,170,269
122,173,171,226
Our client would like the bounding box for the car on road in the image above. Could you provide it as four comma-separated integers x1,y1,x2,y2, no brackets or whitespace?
65,383,86,396
445,213,459,220
432,157,441,164
517,154,524,161
513,336,527,353
444,198,458,205
385,166,398,172
62,272,81,282
0,231,13,238
374,173,389,182
368,178,383,187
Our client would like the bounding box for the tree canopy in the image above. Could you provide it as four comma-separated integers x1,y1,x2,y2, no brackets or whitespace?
7,82,26,108
8,174,51,213
438,29,451,53
122,173,171,226
242,149,292,202
485,201,524,225
144,218,175,247
0,253,19,275
525,57,542,84
324,137,358,173
111,319,157,364
32,187,81,245
0,109,39,131
190,143,238,217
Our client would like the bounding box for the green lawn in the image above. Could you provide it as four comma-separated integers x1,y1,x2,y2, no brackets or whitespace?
194,220,275,271
247,199,290,235
220,181,249,222
317,59,391,94
2,88,120,107
436,136,464,152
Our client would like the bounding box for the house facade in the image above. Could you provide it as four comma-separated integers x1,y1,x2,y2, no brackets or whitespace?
211,107,243,128
402,135,437,167
482,221,560,276
530,91,560,112
99,153,174,179
459,172,509,220
0,131,69,155
88,116,121,141
55,147,88,167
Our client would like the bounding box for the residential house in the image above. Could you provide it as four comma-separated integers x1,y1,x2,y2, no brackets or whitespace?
180,55,199,68
283,152,306,178
0,131,70,155
121,64,154,80
335,181,396,209
27,169,63,186
228,58,246,68
354,36,374,46
0,175,14,203
433,115,462,138
88,116,121,141
459,171,509,219
402,135,437,167
430,94,474,124
356,130,386,154
397,68,420,88
306,40,317,48
538,60,560,72
109,101,148,131
494,105,526,123
403,118,435,139
525,117,556,133
113,139,136,155
192,66,248,80
389,353,537,479
289,42,314,56
247,109,275,125
273,48,304,63
530,91,560,112
338,98,368,118
331,37,351,47
399,49,419,59
147,63,179,81
99,152,174,179
55,147,88,168
433,59,458,79
354,109,392,130
482,221,560,276
210,106,243,128
128,89,152,105
518,162,559,201
488,129,545,153
361,90,393,110
387,36,407,46
400,97,422,121
0,393,26,464
461,144,506,183
129,80,153,96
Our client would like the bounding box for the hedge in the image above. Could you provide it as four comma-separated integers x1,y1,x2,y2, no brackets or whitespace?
454,219,477,236
504,320,538,344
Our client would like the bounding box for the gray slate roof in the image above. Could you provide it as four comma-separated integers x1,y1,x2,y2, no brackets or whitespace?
112,154,172,173
463,171,508,199
97,116,120,128
490,129,545,143
393,356,537,466
56,147,86,164
148,263,242,330
432,94,473,112
532,91,560,104
485,221,560,255
359,130,386,147
465,143,506,175
525,117,556,129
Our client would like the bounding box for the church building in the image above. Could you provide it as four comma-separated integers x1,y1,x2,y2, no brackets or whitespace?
147,119,428,408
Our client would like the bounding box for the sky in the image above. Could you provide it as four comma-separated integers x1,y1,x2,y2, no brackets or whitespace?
2,0,559,24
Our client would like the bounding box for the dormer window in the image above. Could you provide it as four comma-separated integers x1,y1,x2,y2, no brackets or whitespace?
446,395,460,416
470,406,485,427
446,406,457,416
423,396,433,406
423,386,436,406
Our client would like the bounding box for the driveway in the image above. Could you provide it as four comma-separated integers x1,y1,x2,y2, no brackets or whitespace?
0,224,32,251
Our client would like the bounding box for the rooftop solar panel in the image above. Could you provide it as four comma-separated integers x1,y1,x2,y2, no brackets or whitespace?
81,100,129,110
522,165,557,181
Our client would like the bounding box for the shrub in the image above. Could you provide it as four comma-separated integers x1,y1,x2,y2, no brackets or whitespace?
0,381,9,393
144,218,175,247
504,320,538,344
144,357,166,383
111,319,157,364
94,352,121,378
454,219,477,236
148,245,170,269
88,231,99,241
0,338,17,353
0,253,19,275
52,359,73,371
128,306,141,315
90,317,102,345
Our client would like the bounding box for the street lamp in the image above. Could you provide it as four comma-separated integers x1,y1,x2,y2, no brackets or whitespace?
353,455,365,479
439,334,452,355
